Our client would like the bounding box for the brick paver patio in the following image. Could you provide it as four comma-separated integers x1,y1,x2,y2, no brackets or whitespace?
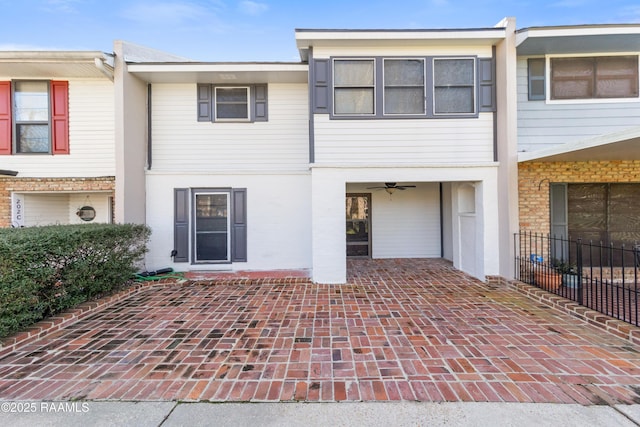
0,259,639,404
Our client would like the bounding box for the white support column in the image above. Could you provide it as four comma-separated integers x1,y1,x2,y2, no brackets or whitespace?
311,169,346,284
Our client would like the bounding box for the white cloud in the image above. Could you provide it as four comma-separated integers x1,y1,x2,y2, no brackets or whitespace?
122,2,214,25
238,1,268,16
44,0,81,13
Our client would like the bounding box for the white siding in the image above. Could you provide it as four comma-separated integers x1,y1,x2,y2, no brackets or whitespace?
22,194,68,226
145,172,312,272
18,191,112,226
517,57,640,152
314,114,494,164
346,182,441,258
151,83,309,172
2,79,115,177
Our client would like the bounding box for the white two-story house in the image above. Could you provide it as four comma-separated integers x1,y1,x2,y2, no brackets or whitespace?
119,19,519,283
516,24,640,251
0,51,116,227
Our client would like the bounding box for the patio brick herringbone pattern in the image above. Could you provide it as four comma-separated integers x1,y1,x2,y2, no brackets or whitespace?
0,259,639,404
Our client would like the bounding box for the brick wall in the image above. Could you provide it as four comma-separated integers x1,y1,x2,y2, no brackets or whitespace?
0,177,115,227
518,160,640,234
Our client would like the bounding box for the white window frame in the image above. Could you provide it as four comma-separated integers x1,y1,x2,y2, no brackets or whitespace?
382,58,426,116
432,57,477,116
332,58,376,117
545,53,640,105
214,86,250,122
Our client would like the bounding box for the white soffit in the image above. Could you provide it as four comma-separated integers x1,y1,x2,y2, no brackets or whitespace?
516,24,640,55
0,51,112,78
518,127,640,162
127,62,308,84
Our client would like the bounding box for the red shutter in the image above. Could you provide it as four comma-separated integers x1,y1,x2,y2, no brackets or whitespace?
0,81,11,155
50,80,69,154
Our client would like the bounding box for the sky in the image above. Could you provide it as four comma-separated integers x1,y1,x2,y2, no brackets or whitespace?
1,0,639,62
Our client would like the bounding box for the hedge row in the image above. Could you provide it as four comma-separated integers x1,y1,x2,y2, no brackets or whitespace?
0,224,150,339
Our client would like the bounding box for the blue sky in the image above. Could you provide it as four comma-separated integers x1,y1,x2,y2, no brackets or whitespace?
1,0,639,61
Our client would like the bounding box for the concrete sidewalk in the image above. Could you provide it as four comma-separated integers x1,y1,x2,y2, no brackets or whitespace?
1,402,639,426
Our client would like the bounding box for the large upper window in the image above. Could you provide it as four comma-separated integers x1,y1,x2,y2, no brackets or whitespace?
0,80,69,155
331,56,478,118
433,58,475,115
333,59,375,115
550,56,639,100
383,59,425,115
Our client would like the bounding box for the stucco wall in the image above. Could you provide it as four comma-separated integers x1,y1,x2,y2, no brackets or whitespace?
518,160,640,234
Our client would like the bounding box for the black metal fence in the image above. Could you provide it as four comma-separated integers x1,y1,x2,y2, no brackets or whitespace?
514,231,639,327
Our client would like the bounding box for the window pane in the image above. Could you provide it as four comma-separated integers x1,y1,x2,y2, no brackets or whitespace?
334,88,374,114
216,88,248,102
596,56,638,98
552,58,594,78
14,81,48,121
217,104,249,119
334,60,374,86
434,87,474,114
384,59,424,86
196,234,228,261
434,59,474,86
530,80,545,97
16,124,49,153
528,58,545,77
552,80,592,99
384,87,424,114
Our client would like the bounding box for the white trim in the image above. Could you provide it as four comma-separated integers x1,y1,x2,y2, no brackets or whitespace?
432,57,477,116
214,86,250,122
382,57,426,116
544,54,640,105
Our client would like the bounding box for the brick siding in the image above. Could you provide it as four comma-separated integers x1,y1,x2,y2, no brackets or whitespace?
0,176,115,227
518,160,640,234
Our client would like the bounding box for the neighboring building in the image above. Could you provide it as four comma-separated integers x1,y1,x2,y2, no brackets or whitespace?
121,19,519,283
516,25,640,251
0,51,116,227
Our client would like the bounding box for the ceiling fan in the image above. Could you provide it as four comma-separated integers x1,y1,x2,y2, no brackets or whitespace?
366,182,416,194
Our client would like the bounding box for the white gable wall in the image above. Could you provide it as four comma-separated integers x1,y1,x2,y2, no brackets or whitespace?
151,83,309,172
1,79,115,177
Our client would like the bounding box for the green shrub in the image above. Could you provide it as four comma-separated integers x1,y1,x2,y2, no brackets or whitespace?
0,223,150,339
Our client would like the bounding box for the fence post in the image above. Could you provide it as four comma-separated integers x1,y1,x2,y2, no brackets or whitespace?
576,238,583,305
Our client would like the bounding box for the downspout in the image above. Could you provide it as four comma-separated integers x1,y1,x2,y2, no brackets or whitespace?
147,84,152,170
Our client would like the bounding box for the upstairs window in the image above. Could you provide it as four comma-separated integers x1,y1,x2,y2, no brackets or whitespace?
383,59,425,115
0,80,69,155
433,58,476,115
215,87,249,121
550,56,639,100
197,84,268,123
333,59,375,115
330,56,484,119
15,81,50,153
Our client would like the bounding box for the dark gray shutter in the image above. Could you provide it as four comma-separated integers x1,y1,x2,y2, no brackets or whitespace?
253,84,268,122
311,59,330,113
174,188,189,262
550,183,568,261
528,58,545,100
478,57,496,112
231,188,247,262
197,84,212,121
